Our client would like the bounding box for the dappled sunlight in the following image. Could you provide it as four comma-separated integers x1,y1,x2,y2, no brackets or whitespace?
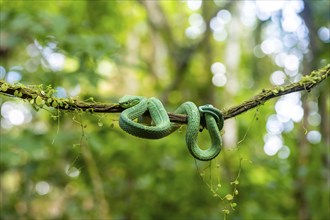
263,92,306,157
263,93,306,158
244,0,320,158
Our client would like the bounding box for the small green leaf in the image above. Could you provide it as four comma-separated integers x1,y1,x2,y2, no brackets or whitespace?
231,203,237,208
52,100,58,108
36,96,44,106
1,83,8,91
14,90,20,97
225,194,233,201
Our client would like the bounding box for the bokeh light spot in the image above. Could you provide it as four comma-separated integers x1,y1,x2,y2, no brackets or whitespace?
264,134,283,156
261,38,282,54
282,14,302,32
97,59,114,77
35,181,50,195
47,52,65,71
0,66,6,79
278,146,290,159
26,43,40,57
1,101,32,128
187,0,202,11
6,71,22,83
217,10,231,24
318,27,330,43
211,62,226,74
256,0,285,13
306,130,321,144
307,113,321,126
270,70,286,85
284,54,299,71
212,73,227,87
213,30,227,42
266,115,283,134
8,109,25,125
55,87,67,98
65,165,80,178
189,13,204,27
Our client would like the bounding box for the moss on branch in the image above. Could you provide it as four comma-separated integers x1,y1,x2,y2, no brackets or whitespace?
0,64,329,125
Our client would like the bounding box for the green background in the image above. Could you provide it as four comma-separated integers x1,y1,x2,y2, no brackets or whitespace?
0,1,329,219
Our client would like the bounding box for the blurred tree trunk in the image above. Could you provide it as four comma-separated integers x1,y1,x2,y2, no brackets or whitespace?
295,1,328,219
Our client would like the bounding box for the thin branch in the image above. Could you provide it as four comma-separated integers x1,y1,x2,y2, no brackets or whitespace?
0,64,329,125
222,64,329,119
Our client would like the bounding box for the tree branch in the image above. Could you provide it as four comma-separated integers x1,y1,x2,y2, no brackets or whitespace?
0,64,329,125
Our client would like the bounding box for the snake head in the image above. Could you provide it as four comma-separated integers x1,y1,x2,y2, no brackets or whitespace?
119,95,143,108
198,104,224,131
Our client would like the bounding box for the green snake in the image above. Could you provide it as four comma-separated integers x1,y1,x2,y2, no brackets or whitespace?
119,95,223,161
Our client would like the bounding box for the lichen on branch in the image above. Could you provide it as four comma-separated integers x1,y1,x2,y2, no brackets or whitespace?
0,64,329,125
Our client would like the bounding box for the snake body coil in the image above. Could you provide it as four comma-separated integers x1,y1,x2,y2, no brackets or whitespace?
119,95,223,161
119,96,172,139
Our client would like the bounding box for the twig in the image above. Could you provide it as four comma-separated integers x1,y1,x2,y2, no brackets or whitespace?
0,64,329,125
222,64,329,119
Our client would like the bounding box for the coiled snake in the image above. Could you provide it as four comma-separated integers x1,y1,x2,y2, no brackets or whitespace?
119,95,224,161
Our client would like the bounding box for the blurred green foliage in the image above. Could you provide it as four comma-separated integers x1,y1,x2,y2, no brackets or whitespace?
0,1,329,219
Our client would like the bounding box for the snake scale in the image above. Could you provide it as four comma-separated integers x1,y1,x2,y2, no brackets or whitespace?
119,95,224,161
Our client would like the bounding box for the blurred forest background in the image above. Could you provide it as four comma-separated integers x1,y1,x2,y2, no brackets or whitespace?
0,0,329,219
